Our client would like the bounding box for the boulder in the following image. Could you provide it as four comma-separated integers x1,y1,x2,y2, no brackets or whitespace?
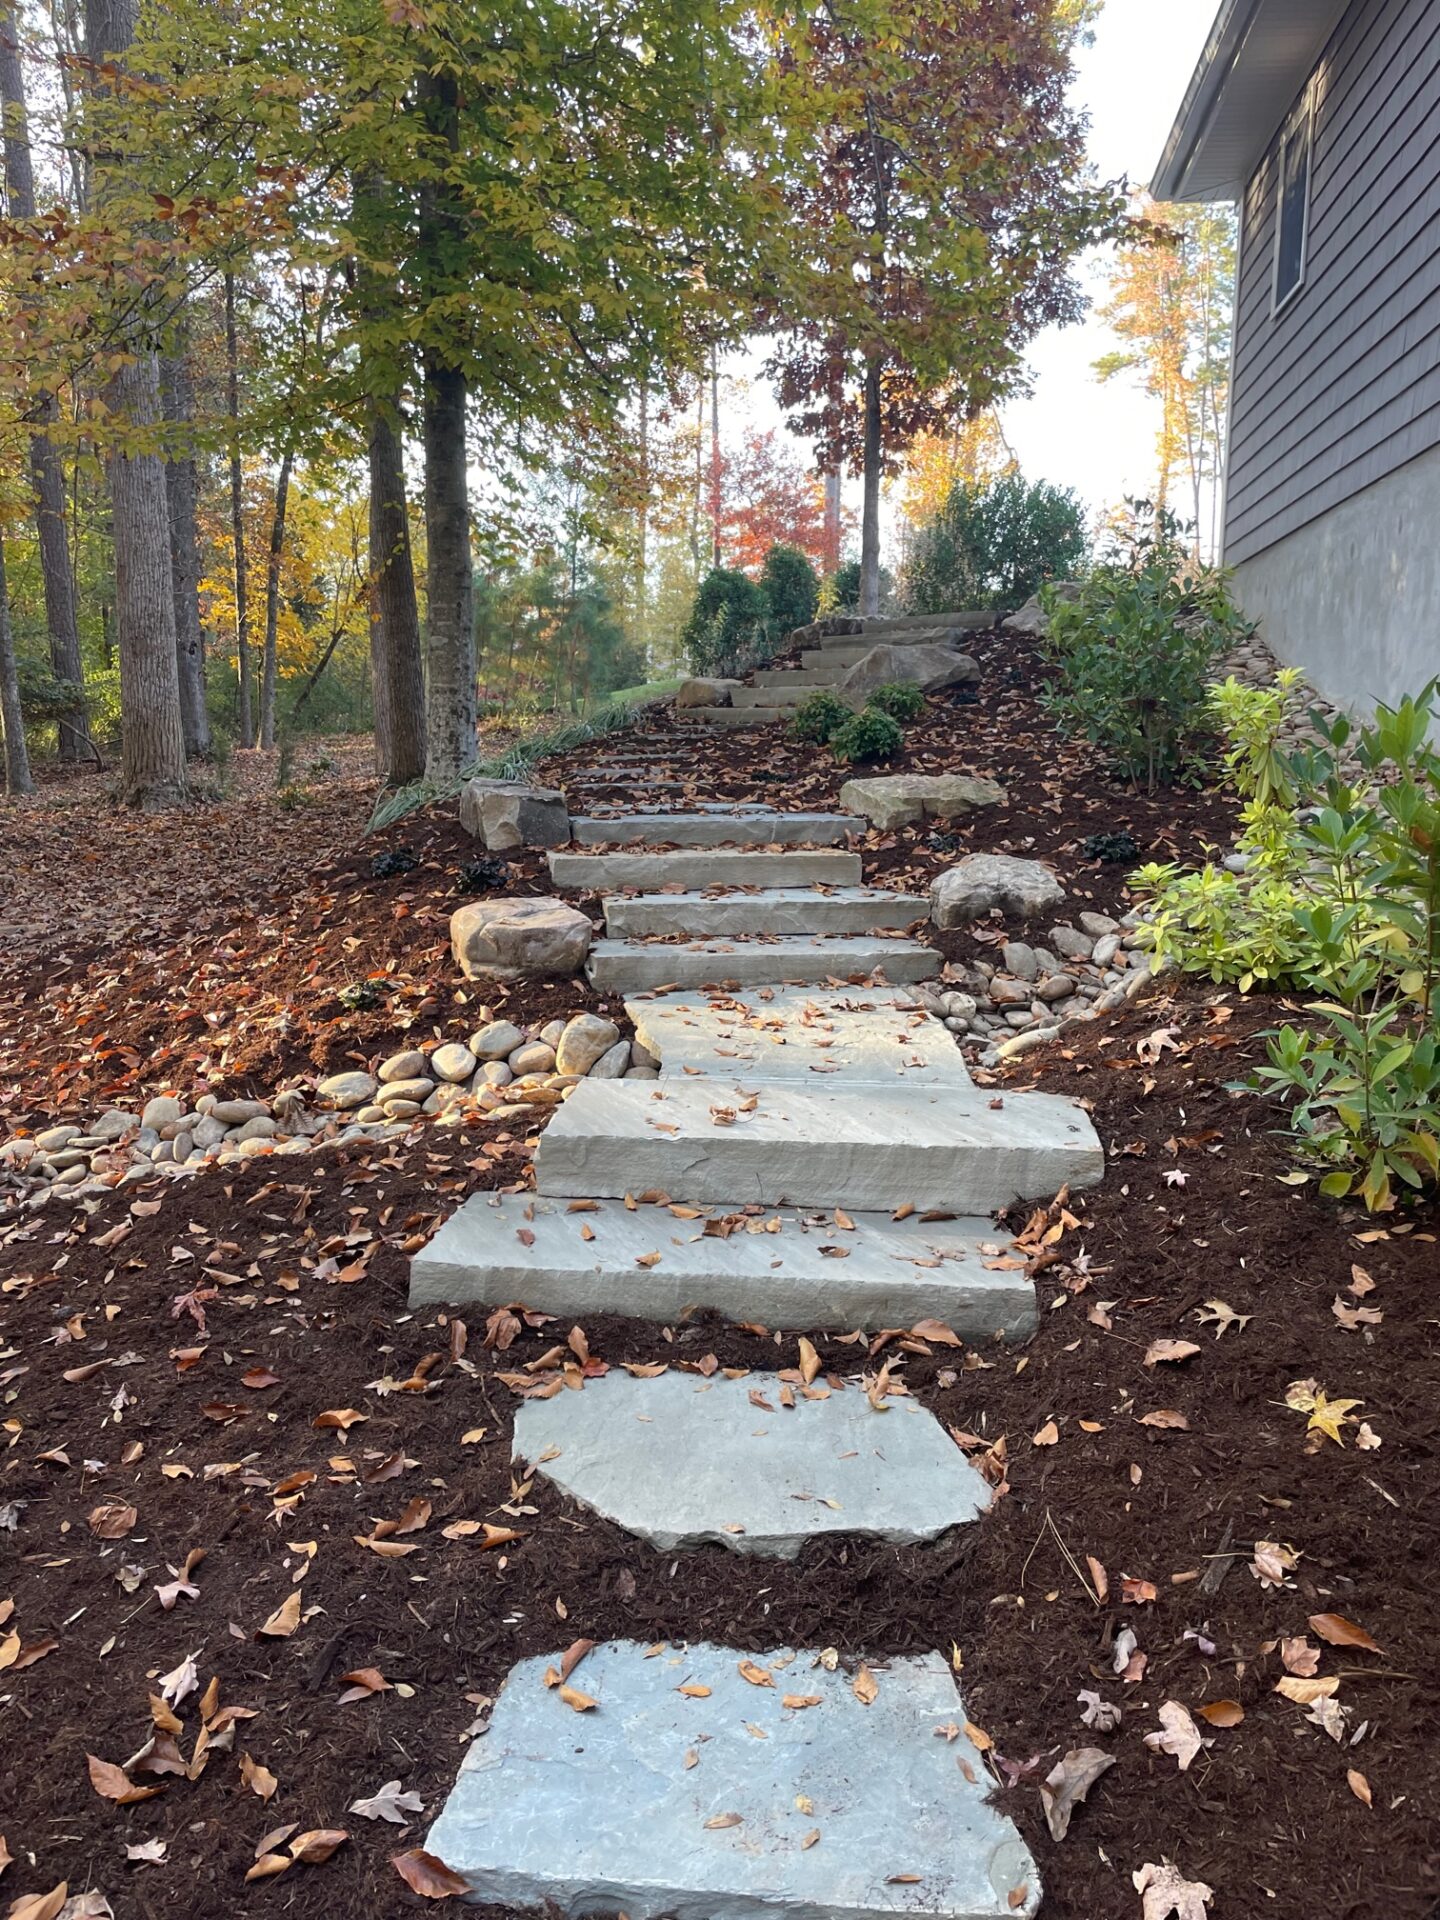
431,1042,479,1083
471,1018,526,1060
141,1095,185,1131
839,773,1008,831
316,1070,379,1110
674,677,743,710
838,641,980,707
589,1039,633,1080
1002,581,1081,639
509,1041,558,1076
378,1048,428,1084
460,778,570,852
450,897,593,983
554,1013,621,1077
92,1110,140,1142
931,854,1066,929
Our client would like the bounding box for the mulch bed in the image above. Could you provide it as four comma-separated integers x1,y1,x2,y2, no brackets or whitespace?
2,643,1437,1920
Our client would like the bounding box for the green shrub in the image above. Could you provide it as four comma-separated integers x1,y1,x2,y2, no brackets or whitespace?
831,559,893,613
1040,505,1251,789
681,567,771,677
760,544,819,637
831,707,903,764
867,681,926,723
902,472,1089,615
789,690,852,745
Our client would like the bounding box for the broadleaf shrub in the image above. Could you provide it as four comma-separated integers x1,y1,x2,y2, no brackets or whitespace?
866,681,926,722
1040,504,1252,789
789,691,852,745
830,707,903,764
760,543,819,638
902,472,1089,614
681,567,771,677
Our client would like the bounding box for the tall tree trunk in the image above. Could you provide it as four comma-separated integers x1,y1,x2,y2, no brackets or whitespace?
259,448,292,750
84,0,186,807
0,3,86,760
367,403,425,786
709,346,722,569
417,63,474,784
689,381,703,570
635,384,648,649
421,359,474,782
0,526,34,796
823,469,841,577
224,272,254,747
859,359,883,616
160,349,209,757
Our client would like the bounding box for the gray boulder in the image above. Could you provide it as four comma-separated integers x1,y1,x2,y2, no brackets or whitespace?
840,773,1007,831
450,896,593,982
675,677,743,710
838,642,980,707
460,778,570,852
1002,581,1081,639
931,854,1066,929
555,1013,621,1077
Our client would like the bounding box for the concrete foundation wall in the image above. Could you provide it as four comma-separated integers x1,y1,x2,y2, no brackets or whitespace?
1232,440,1440,718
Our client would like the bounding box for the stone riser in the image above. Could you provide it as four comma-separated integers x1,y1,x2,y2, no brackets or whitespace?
731,684,828,708
410,1193,1036,1338
685,705,789,728
751,668,846,688
535,1079,1106,1213
602,889,930,939
585,937,941,993
549,850,863,891
570,811,855,850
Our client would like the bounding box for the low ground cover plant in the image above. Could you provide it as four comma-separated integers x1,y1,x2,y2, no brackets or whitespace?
866,680,926,722
830,707,903,763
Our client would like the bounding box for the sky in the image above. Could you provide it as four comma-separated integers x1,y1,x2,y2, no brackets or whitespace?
735,0,1226,543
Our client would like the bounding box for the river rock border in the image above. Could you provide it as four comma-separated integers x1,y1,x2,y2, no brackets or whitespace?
0,1011,658,1215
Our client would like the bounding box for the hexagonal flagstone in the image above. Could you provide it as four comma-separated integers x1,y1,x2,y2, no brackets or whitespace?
512,1370,988,1557
424,1640,1040,1920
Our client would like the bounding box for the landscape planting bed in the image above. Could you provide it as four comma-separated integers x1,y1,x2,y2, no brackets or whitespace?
1,640,1436,1920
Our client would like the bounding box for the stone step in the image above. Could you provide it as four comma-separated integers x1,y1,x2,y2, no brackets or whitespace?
409,1192,1034,1335
732,682,822,708
586,935,941,993
814,627,977,651
512,1370,989,1557
603,887,930,939
536,1077,1104,1212
626,984,972,1087
752,667,845,688
801,645,872,670
549,849,864,892
837,610,992,634
684,705,789,728
571,811,855,850
423,1640,1041,1920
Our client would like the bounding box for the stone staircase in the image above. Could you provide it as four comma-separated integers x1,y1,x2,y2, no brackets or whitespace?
681,609,993,728
413,803,1098,1917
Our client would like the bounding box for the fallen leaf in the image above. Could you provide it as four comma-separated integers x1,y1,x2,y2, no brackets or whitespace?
1347,1768,1373,1808
312,1409,367,1431
703,1812,742,1831
558,1686,596,1713
86,1755,163,1806
1138,1409,1189,1431
1133,1860,1214,1919
6,1885,68,1920
390,1850,469,1898
350,1780,424,1824
1280,1636,1320,1677
1275,1675,1339,1704
737,1660,774,1688
1039,1746,1115,1841
1077,1689,1121,1732
123,1840,167,1866
1143,1339,1200,1367
1197,1700,1243,1728
337,1667,391,1704
240,1753,278,1801
87,1503,137,1541
1031,1419,1059,1447
287,1830,349,1865
1143,1701,1207,1771
1121,1576,1158,1606
258,1591,302,1638
1308,1613,1382,1654
852,1665,878,1705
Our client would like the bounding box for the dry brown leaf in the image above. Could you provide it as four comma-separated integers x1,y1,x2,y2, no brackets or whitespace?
288,1830,349,1865
738,1660,774,1689
558,1686,597,1713
240,1753,278,1802
1143,1339,1200,1367
1085,1555,1108,1602
1039,1746,1115,1842
1133,1861,1213,1919
1031,1419,1059,1447
1197,1700,1244,1728
703,1812,742,1831
87,1503,137,1540
86,1755,163,1806
1280,1636,1320,1676
1274,1674,1339,1704
243,1854,292,1884
257,1591,302,1638
852,1665,878,1706
797,1337,821,1385
1347,1768,1373,1808
1143,1701,1207,1771
312,1408,367,1431
1308,1613,1382,1653
677,1683,712,1699
390,1850,469,1899
6,1883,68,1920
1137,1409,1190,1430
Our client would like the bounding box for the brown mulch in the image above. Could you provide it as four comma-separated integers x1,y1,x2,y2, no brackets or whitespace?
1,645,1437,1920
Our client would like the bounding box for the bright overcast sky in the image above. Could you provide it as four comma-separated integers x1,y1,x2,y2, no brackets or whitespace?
734,0,1225,540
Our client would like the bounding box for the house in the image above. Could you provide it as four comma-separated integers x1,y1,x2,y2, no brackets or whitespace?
1153,0,1440,716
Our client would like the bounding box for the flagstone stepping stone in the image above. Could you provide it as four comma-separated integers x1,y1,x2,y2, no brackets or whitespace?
550,849,862,891
587,934,941,994
684,706,792,728
512,1370,989,1556
839,774,1007,830
423,1639,1040,1919
571,810,855,849
535,1077,1103,1213
603,888,930,940
626,986,971,1086
409,1193,1035,1337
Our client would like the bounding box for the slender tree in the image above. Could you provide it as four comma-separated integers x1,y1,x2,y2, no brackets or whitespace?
159,348,210,756
259,447,292,749
0,522,33,794
223,271,254,747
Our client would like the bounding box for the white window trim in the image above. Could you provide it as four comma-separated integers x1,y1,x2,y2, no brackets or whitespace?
1271,86,1316,318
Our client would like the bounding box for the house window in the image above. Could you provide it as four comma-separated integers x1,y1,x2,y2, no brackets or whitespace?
1272,93,1314,313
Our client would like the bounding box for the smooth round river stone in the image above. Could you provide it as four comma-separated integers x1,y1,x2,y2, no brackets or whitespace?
379,1048,428,1084
554,1014,620,1076
431,1042,479,1083
317,1070,379,1110
471,1019,526,1060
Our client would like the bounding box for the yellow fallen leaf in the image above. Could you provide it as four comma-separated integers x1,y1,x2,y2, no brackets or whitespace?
257,1591,302,1638
1032,1419,1059,1447
1347,1768,1372,1808
558,1686,596,1713
1275,1675,1339,1704
738,1661,774,1688
704,1812,742,1831
852,1665,878,1706
782,1694,822,1710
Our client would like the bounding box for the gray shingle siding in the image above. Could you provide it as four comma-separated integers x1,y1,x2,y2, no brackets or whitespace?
1225,0,1440,565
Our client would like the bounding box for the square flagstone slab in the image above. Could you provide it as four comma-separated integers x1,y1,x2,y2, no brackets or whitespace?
424,1640,1040,1919
512,1370,989,1556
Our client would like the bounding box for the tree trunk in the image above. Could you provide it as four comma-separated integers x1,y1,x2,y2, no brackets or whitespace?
85,0,187,808
709,346,722,569
635,384,648,648
823,469,841,576
259,448,292,749
859,358,883,616
225,272,254,746
421,358,474,782
367,403,425,786
0,526,35,796
160,349,210,757
0,4,86,760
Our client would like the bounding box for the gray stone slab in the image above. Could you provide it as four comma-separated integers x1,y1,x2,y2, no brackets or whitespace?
752,668,845,688
603,889,930,939
732,683,819,708
626,986,971,1086
688,706,789,728
572,812,855,850
586,936,941,993
408,1193,1035,1337
535,1078,1103,1212
512,1370,989,1556
424,1640,1040,1920
802,646,872,670
549,850,864,892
